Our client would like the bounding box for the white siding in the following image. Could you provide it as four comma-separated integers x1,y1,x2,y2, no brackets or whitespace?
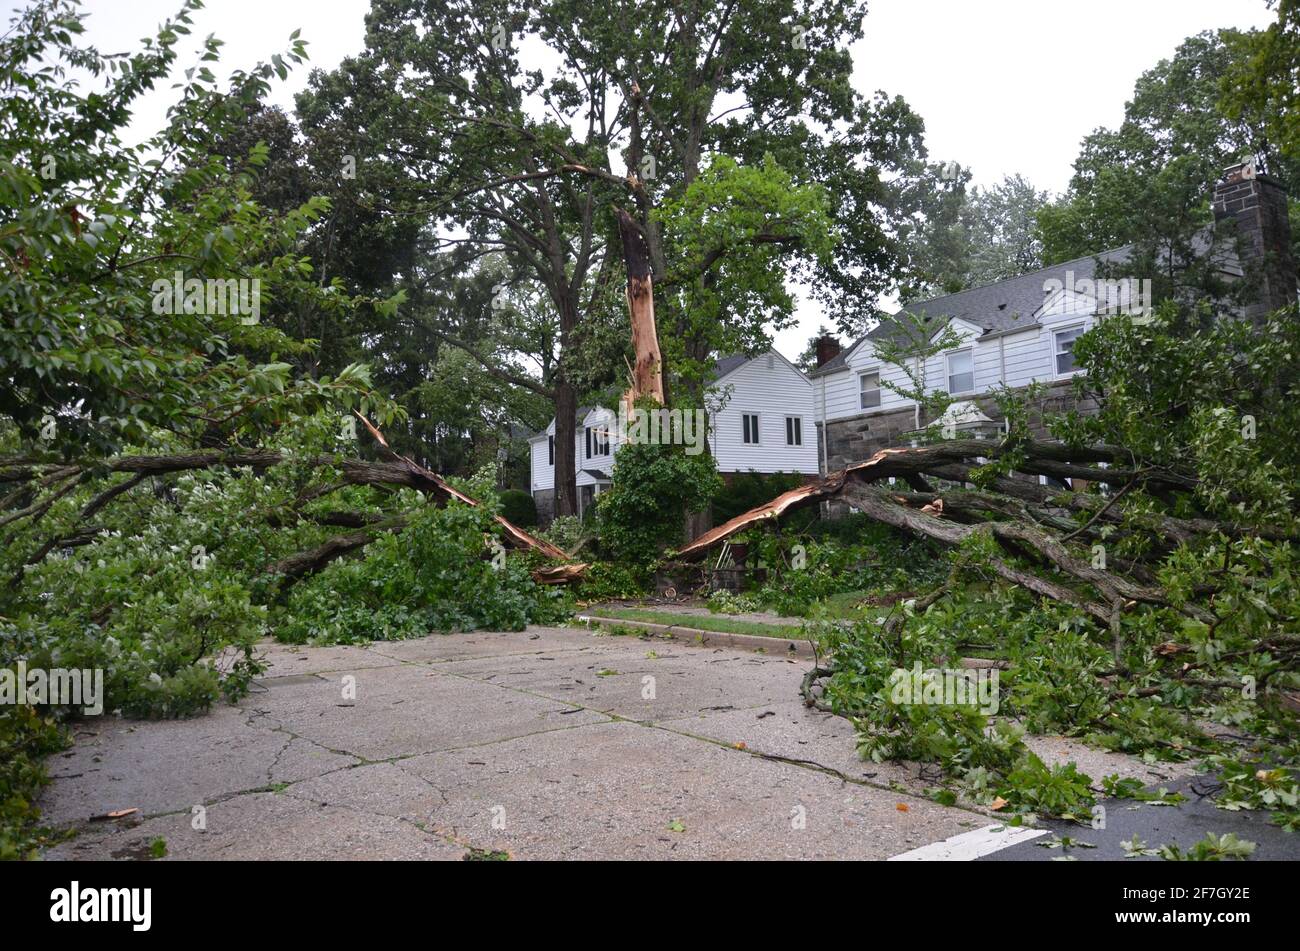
817,307,1111,422
710,353,819,475
577,407,618,484
817,339,919,422
529,351,818,495
529,434,552,491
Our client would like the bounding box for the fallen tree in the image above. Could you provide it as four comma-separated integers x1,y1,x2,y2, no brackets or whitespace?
676,436,1262,625
675,307,1300,823
1,412,581,590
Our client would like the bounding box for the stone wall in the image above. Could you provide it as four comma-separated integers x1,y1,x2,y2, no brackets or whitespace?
816,379,1099,473
1211,169,1298,322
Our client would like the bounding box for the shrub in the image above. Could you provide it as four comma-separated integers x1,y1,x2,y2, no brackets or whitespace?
277,499,571,643
0,706,67,860
596,431,721,566
539,515,585,552
499,489,538,527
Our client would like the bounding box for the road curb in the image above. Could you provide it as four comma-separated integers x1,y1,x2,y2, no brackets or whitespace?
576,615,815,658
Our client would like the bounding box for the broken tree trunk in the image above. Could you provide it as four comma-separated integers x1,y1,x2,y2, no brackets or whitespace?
616,207,665,415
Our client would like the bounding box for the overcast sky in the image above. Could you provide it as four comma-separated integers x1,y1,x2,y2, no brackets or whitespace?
13,0,1280,355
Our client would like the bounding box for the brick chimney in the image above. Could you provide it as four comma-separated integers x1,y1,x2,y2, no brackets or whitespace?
1212,161,1297,320
814,334,842,368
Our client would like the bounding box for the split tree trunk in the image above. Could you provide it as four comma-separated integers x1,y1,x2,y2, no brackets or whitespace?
616,208,665,413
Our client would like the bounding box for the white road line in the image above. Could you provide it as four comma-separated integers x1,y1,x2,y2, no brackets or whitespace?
887,824,1049,861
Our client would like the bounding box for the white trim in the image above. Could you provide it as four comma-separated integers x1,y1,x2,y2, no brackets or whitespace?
713,349,815,389
930,317,982,344
741,411,761,446
887,824,1049,861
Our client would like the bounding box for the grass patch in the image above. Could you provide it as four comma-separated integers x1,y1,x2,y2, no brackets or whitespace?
810,590,896,622
584,607,805,640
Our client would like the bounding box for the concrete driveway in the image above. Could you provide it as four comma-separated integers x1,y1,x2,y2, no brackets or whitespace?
39,625,1217,861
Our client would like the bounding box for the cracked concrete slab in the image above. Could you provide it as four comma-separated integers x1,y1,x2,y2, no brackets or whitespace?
284,762,449,821
658,700,934,793
39,624,1209,861
660,703,1200,805
438,643,801,722
39,704,353,825
45,792,469,861
396,719,981,859
364,626,625,663
246,662,610,762
251,641,406,678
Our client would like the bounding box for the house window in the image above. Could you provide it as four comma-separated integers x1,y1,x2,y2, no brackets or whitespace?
585,425,608,457
1054,326,1084,375
946,349,974,394
547,436,553,466
859,371,881,409
742,413,760,445
785,416,802,446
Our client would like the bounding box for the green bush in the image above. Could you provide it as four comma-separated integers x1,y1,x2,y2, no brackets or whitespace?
596,430,721,566
277,498,571,643
499,489,538,527
539,515,585,552
747,524,945,616
0,706,67,860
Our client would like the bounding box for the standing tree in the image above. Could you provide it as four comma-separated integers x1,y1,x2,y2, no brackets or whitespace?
906,172,1049,297
297,0,937,513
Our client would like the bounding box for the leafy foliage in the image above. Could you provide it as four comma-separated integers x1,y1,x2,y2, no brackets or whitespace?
498,489,538,528
279,497,569,643
596,435,722,566
712,470,808,526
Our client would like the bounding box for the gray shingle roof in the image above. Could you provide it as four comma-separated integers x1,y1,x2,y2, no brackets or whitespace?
710,353,751,381
810,248,1134,376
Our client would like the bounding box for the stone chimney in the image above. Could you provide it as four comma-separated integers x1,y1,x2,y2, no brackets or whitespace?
1212,161,1297,320
814,334,842,368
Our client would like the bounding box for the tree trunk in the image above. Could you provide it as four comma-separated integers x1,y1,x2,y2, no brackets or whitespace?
554,379,578,518
617,208,665,414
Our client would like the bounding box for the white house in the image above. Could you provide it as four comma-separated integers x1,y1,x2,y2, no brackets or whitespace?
810,162,1297,474
808,248,1152,472
528,350,819,522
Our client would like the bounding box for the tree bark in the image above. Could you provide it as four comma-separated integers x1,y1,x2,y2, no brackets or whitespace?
554,379,578,518
616,207,665,414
